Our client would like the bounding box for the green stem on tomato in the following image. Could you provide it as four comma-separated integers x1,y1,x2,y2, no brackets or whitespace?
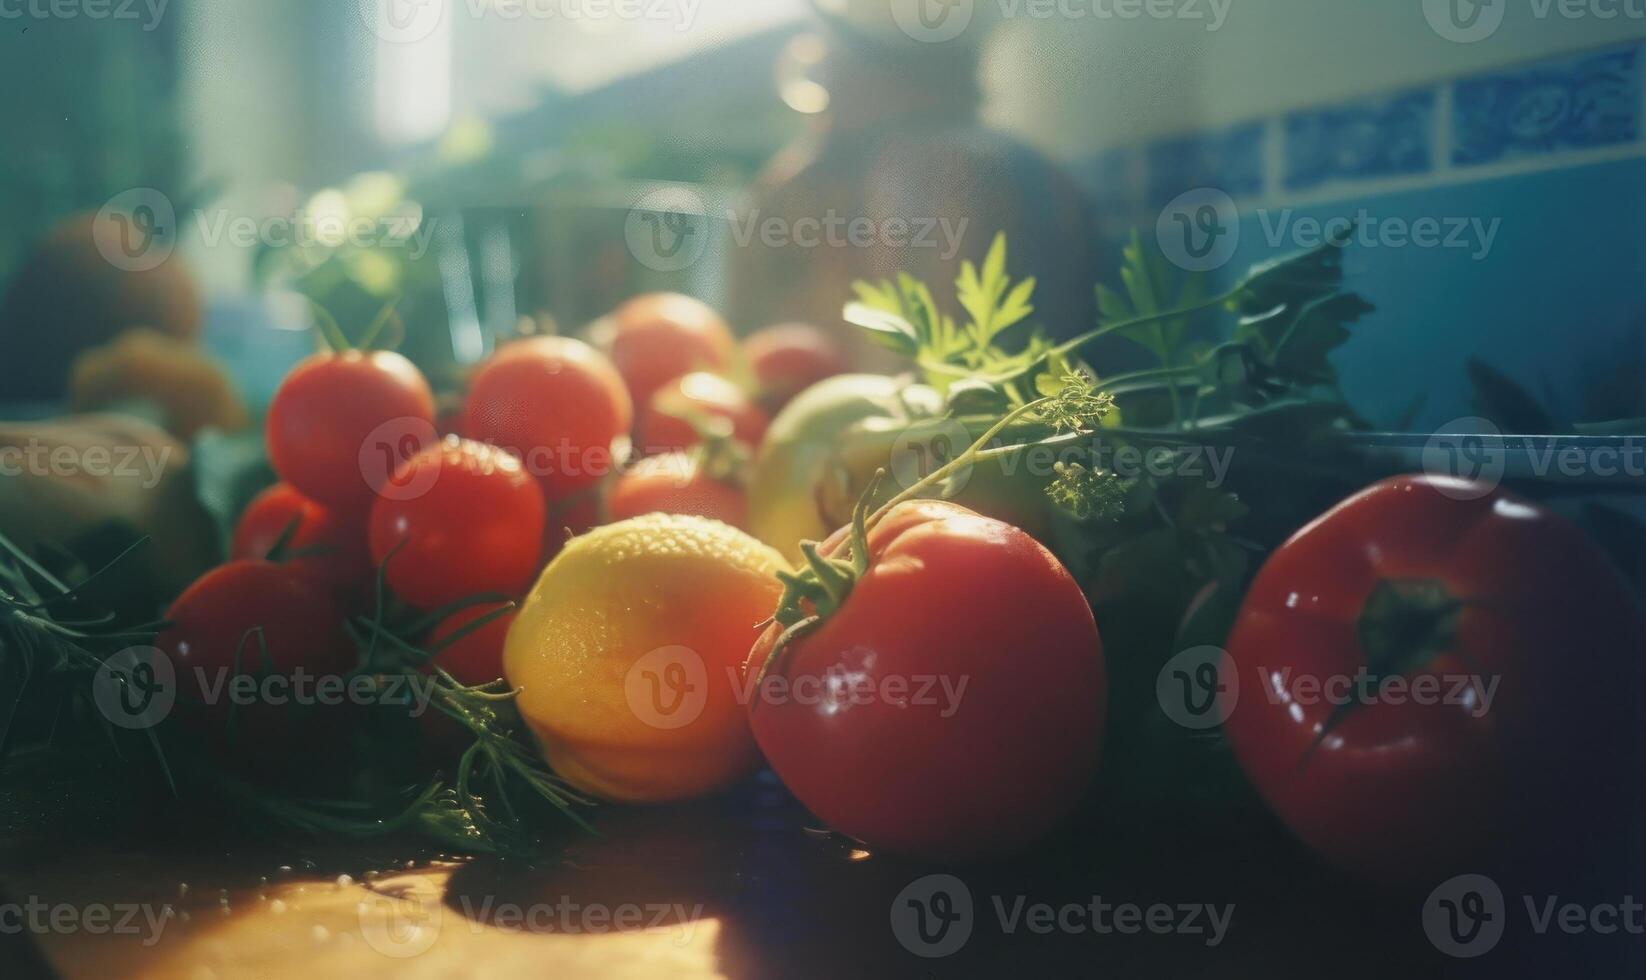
864,397,1053,533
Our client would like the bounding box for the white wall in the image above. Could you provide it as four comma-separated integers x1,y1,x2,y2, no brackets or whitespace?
982,0,1646,158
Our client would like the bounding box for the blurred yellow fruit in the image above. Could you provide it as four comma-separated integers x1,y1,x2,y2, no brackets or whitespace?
69,328,249,440
504,514,788,803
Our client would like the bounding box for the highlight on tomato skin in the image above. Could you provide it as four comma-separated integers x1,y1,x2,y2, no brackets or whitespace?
1219,473,1646,884
367,436,547,610
265,348,437,514
608,451,748,530
463,335,633,501
745,500,1108,862
635,372,768,457
607,292,738,411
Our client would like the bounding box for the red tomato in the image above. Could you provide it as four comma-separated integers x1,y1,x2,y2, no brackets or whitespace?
746,500,1107,861
265,350,436,513
156,560,355,747
368,438,546,609
1222,475,1646,882
608,451,747,529
464,336,632,500
743,323,847,412
635,372,767,455
230,483,372,605
427,603,516,687
608,293,736,410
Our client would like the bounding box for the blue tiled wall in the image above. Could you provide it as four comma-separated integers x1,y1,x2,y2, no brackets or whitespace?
1076,41,1646,431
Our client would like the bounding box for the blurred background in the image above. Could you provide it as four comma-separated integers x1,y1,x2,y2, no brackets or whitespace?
1,0,1642,428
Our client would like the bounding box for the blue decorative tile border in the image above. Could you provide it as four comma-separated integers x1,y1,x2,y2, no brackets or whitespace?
1145,122,1266,207
1079,41,1646,219
1453,46,1641,166
1285,89,1436,191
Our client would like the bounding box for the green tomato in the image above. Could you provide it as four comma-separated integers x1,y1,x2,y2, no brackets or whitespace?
747,374,935,564
815,414,1057,547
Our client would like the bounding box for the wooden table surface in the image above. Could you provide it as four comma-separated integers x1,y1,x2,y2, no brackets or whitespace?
0,774,1636,978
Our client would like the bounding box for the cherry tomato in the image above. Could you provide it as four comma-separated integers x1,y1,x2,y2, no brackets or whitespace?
156,560,355,750
746,500,1107,861
266,349,435,513
1222,474,1646,882
230,483,372,605
635,372,767,456
743,323,847,413
464,336,632,500
427,602,516,687
368,438,546,609
608,293,736,410
608,451,747,529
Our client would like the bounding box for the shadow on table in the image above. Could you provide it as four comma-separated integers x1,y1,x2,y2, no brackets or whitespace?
438,773,1630,979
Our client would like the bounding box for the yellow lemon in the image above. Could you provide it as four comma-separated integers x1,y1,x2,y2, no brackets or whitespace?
504,514,787,803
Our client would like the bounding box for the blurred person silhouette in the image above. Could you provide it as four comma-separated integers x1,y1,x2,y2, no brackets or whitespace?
729,0,1104,366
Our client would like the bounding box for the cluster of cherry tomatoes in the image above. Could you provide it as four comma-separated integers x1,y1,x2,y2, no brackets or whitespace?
156,294,844,740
